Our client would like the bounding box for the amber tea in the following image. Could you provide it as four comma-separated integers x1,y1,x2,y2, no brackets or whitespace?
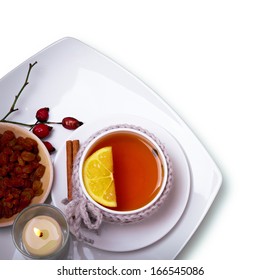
86,130,164,211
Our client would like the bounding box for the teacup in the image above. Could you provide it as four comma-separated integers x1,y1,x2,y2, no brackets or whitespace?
78,125,172,222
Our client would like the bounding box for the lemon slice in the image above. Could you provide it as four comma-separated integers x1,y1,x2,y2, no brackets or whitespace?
82,146,117,207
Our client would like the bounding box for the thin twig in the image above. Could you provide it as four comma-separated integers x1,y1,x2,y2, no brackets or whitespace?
1,61,37,122
0,119,34,128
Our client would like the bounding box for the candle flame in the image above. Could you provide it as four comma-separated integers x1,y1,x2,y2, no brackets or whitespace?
33,227,43,237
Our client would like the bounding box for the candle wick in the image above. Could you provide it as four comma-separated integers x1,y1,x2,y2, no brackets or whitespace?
39,232,43,237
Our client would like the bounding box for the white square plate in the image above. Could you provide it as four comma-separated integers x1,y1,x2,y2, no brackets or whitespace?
0,37,222,259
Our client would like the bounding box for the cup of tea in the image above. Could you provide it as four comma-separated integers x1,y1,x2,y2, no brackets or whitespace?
78,125,173,223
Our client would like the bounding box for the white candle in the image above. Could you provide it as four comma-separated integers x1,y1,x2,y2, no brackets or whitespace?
22,215,62,257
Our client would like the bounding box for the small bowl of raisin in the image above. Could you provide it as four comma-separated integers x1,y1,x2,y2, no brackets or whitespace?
0,123,54,227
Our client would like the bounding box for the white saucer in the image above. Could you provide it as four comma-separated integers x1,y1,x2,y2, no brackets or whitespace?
52,115,191,252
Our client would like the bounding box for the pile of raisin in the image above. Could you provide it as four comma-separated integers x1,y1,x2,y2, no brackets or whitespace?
0,130,45,218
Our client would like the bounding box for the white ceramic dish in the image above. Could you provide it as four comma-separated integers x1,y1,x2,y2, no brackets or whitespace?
0,37,222,259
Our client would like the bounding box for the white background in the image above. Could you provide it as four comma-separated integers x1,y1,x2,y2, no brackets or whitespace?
0,0,259,268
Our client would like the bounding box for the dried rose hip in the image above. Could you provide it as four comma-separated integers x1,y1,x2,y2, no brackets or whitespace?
62,117,83,130
42,141,56,154
36,107,49,122
32,123,52,139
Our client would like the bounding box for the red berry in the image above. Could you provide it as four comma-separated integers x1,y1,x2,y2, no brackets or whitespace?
32,123,52,139
62,117,83,130
42,141,56,154
36,107,49,122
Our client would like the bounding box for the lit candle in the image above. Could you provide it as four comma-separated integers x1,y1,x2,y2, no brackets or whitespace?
22,215,62,257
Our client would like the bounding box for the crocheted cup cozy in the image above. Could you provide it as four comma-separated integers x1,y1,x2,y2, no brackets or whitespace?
64,124,173,243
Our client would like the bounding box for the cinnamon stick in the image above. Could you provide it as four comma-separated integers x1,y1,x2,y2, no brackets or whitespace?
66,140,80,201
66,141,73,201
72,140,80,162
